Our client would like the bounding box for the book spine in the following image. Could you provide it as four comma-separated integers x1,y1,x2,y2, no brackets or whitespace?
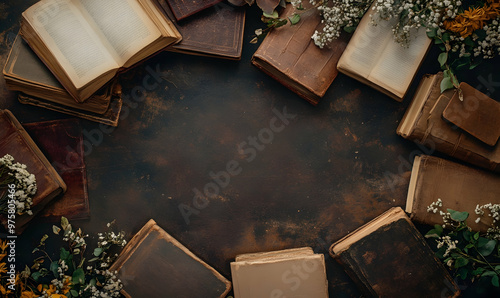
330,251,377,297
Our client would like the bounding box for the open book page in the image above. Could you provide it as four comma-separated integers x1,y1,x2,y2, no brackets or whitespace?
22,0,118,88
337,11,394,77
369,28,431,97
76,0,161,66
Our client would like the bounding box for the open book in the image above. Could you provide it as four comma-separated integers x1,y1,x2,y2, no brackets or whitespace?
337,8,432,101
20,0,182,102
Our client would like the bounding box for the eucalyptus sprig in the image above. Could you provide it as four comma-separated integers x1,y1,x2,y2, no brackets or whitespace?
425,201,500,288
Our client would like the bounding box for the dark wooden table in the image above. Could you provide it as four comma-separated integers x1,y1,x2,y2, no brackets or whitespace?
1,1,499,296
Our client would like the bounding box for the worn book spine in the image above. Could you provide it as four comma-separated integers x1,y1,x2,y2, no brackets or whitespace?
252,4,348,105
0,110,66,234
406,155,500,232
397,73,500,173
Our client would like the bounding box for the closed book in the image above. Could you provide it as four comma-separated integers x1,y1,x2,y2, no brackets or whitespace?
0,110,66,234
24,119,89,221
251,4,348,105
4,34,123,127
406,155,500,232
165,0,223,21
156,0,245,60
230,247,329,298
337,3,432,101
330,207,460,297
397,72,500,172
109,219,231,297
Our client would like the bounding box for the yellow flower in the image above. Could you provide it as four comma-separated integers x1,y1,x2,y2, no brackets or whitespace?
444,1,500,37
0,239,8,252
20,290,37,298
0,284,12,295
0,262,7,275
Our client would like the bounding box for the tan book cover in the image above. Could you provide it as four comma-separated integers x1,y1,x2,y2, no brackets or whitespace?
252,4,348,105
337,4,432,101
109,219,231,297
397,72,500,172
230,247,329,298
20,0,181,102
0,110,66,234
406,155,500,232
330,207,460,298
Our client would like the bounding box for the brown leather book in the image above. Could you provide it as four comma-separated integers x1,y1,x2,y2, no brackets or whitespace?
330,207,460,298
4,34,123,127
0,110,66,234
251,4,348,105
156,0,245,60
337,4,432,101
24,119,89,221
397,72,500,172
230,247,329,298
165,0,223,21
406,155,500,232
109,219,231,297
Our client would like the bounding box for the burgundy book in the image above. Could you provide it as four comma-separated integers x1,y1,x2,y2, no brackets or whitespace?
0,110,66,234
24,119,89,221
165,0,223,21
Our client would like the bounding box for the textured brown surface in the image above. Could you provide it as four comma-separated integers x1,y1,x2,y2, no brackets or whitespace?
165,0,223,21
330,207,460,297
443,82,500,146
24,118,89,221
252,4,348,105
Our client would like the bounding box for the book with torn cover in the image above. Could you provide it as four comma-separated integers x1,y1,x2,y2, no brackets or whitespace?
330,207,460,297
109,219,231,297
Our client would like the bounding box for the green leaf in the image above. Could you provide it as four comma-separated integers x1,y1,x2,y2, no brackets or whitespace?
474,232,480,240
53,225,61,235
440,77,454,93
60,247,70,261
93,247,103,257
50,261,59,277
473,267,486,276
454,257,469,268
427,28,437,38
438,52,448,67
288,13,300,25
442,33,450,42
61,216,70,230
344,26,357,34
492,274,500,287
72,267,85,285
435,39,443,45
70,290,79,297
263,10,279,19
31,271,41,281
482,270,497,277
447,209,469,222
457,267,468,280
478,239,497,257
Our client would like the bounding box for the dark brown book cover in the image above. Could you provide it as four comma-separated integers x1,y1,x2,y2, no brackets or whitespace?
165,0,223,21
23,119,89,221
442,82,500,146
397,73,500,173
156,0,245,60
252,4,348,105
330,207,460,298
406,155,500,232
109,219,231,297
0,110,66,234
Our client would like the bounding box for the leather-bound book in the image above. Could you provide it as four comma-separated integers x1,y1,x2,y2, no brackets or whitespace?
156,0,245,60
24,119,89,221
397,72,500,173
251,4,348,105
165,0,223,21
0,110,66,234
230,247,329,298
4,35,123,127
109,219,231,297
330,207,460,298
337,3,432,101
406,155,500,232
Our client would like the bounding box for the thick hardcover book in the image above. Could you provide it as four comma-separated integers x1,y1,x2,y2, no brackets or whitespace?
109,219,231,297
230,247,329,298
0,110,66,234
20,0,182,102
165,0,223,21
330,207,460,298
251,4,348,105
156,0,245,60
337,5,432,101
397,73,500,172
4,35,123,127
407,155,500,232
24,119,89,221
